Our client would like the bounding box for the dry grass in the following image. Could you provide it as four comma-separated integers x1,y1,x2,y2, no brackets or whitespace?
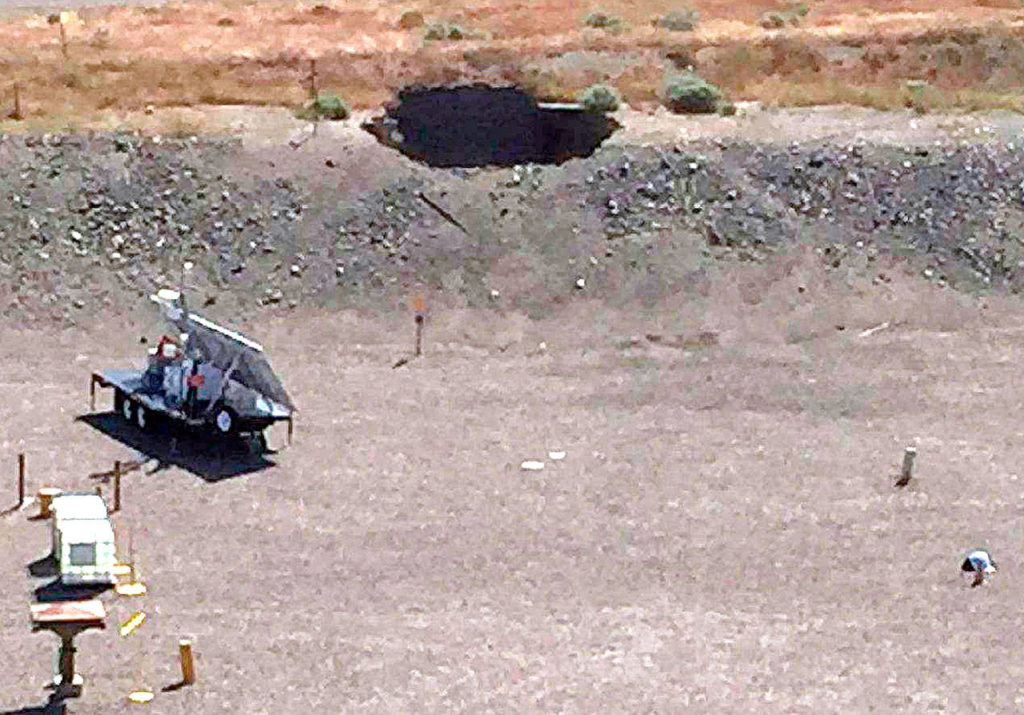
2,0,1024,125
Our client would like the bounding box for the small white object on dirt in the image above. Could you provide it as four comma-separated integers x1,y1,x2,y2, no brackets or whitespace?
548,451,566,460
520,460,545,471
490,289,500,300
859,322,890,338
575,278,586,289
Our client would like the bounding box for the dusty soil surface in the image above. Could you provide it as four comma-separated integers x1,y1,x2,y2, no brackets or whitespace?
3,107,1024,712
3,278,1024,713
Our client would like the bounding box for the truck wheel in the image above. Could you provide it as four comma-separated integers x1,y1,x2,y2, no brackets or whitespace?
135,404,150,432
114,389,125,417
120,396,134,424
213,407,237,437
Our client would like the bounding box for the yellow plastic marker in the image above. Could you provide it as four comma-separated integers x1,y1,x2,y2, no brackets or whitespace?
128,690,154,704
116,582,148,597
120,611,146,637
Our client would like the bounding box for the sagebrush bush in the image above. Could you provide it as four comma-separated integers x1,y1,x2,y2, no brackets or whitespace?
662,72,722,114
759,12,787,28
424,22,466,40
584,11,622,29
759,4,808,28
397,10,425,30
297,92,350,121
653,8,700,31
580,84,620,113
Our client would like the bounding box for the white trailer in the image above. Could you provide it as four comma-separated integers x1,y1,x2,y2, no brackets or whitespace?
50,494,117,587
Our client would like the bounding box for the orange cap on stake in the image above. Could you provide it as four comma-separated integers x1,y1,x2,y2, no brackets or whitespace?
413,295,425,315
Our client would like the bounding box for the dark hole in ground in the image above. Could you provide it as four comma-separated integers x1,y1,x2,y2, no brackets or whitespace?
362,85,619,167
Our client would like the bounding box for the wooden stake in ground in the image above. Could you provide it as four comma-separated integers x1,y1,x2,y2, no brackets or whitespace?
11,83,23,121
58,20,68,60
17,452,25,508
896,446,917,487
308,58,319,137
414,295,425,357
179,639,196,685
113,461,121,513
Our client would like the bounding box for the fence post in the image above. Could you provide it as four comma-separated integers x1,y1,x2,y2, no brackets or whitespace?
17,453,25,507
58,21,68,60
113,461,121,513
179,639,196,685
12,83,23,121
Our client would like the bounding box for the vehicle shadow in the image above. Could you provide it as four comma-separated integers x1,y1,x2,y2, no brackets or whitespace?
1,694,67,714
75,412,277,483
32,579,111,603
27,554,58,579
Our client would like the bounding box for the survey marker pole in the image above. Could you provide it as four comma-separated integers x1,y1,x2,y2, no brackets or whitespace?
414,295,425,357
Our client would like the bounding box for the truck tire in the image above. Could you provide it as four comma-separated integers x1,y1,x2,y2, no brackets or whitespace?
135,403,150,432
120,395,134,424
114,388,126,417
213,407,237,437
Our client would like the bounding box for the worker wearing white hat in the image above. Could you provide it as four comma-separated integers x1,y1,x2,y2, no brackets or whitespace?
961,548,997,587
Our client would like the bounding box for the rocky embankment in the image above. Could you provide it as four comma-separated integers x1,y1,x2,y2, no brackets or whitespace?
1,130,1023,325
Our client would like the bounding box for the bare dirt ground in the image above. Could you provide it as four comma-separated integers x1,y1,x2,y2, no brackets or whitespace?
3,45,1024,709
4,249,1024,712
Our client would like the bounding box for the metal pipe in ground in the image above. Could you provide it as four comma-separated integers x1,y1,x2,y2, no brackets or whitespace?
113,461,121,513
17,453,25,508
179,639,196,685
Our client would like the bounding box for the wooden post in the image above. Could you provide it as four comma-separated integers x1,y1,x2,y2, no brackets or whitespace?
58,21,68,60
896,446,917,487
309,59,319,137
17,453,25,507
57,634,76,695
113,461,121,513
178,639,196,685
89,374,96,412
413,295,425,357
12,83,22,121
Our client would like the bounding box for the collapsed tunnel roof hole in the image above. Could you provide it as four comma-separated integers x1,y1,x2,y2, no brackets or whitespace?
362,85,620,168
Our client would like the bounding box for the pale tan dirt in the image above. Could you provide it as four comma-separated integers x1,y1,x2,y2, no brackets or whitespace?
3,254,1024,712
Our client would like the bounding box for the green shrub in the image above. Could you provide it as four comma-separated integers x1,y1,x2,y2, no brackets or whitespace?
424,22,466,40
758,11,787,28
902,80,934,115
662,72,722,114
759,4,808,28
579,84,620,113
398,10,425,30
653,8,700,31
297,92,350,121
584,11,622,29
